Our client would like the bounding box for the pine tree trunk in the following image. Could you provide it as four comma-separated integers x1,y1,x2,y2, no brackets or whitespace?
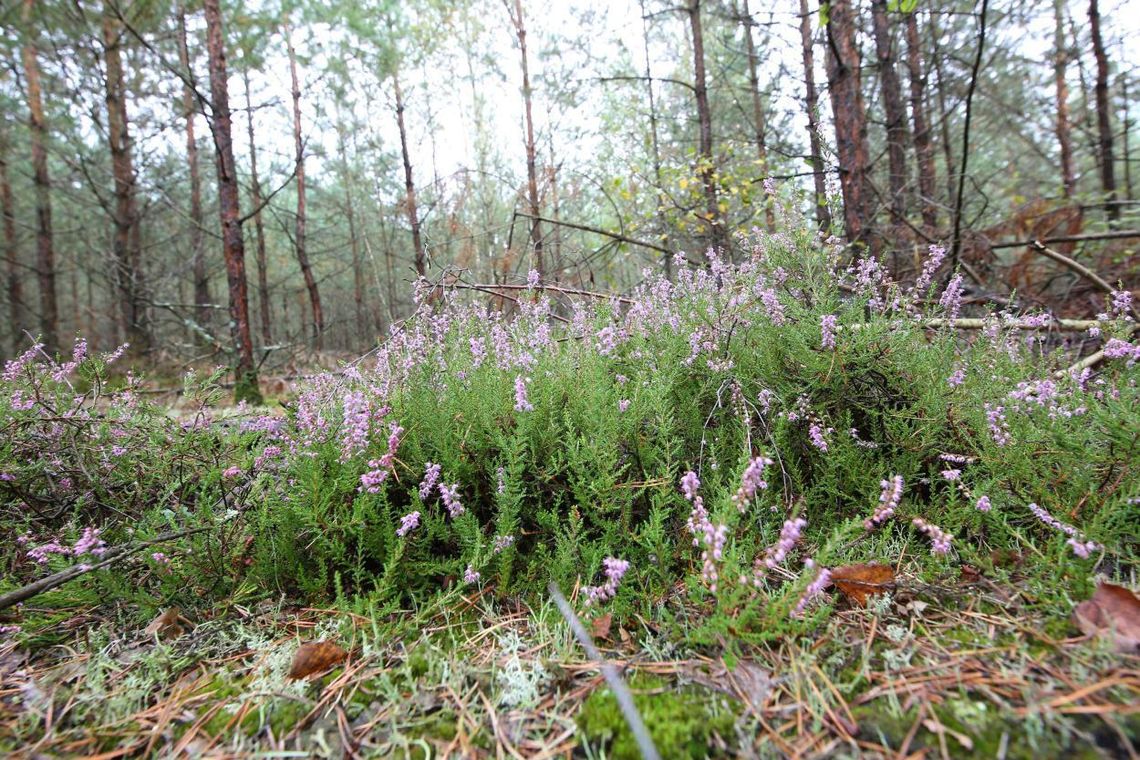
870,0,909,235
638,0,672,276
904,11,938,232
0,130,22,355
824,0,873,252
21,0,58,354
102,2,150,356
336,116,366,339
1088,0,1118,222
511,0,544,278
177,1,209,339
928,13,957,215
688,0,726,254
393,70,425,278
242,70,272,346
1052,0,1076,198
799,0,831,231
285,22,322,347
203,0,260,404
739,0,775,231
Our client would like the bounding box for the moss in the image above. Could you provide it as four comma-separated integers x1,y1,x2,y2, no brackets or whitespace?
577,674,737,759
233,370,264,406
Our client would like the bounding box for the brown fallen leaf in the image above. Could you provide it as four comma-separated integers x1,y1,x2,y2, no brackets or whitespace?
590,612,613,642
1072,582,1140,654
287,641,348,680
144,608,185,639
830,563,895,607
681,659,774,713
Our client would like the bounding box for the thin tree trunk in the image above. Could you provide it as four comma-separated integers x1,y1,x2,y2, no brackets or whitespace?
21,0,58,354
0,130,22,355
687,0,725,254
1052,0,1076,198
102,2,150,356
285,22,322,346
336,115,365,338
904,11,938,232
203,0,260,404
739,0,774,232
1123,74,1133,200
799,0,831,231
928,12,957,210
177,1,209,338
1068,12,1099,178
638,0,672,276
870,0,909,239
242,70,271,346
1088,0,1118,223
950,0,990,269
824,0,873,252
509,0,544,278
393,69,425,278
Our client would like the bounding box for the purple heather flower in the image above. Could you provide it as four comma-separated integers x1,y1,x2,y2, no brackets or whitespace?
222,465,242,479
792,561,832,618
1110,290,1133,318
493,534,515,553
754,517,807,585
440,483,465,518
820,314,838,350
912,518,952,554
396,511,421,537
514,375,534,412
1067,538,1099,559
618,399,631,413
496,466,507,494
419,462,441,501
151,552,170,565
947,368,966,387
463,564,480,584
1103,338,1139,361
984,403,1012,446
913,244,947,293
584,556,631,605
975,495,992,513
1028,501,1096,559
340,391,371,461
941,469,961,482
865,475,904,531
72,527,106,557
808,423,830,452
470,337,487,368
939,274,965,320
732,456,773,512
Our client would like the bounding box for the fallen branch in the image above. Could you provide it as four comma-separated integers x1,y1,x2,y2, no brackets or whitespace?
1055,323,1138,380
1029,240,1140,322
449,280,634,306
989,230,1140,249
0,527,209,611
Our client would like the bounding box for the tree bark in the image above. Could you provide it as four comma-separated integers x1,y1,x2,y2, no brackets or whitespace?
1052,0,1076,199
509,0,544,278
1123,74,1133,201
0,129,22,355
203,0,260,404
638,0,672,276
336,115,366,339
101,2,150,356
904,11,938,232
177,1,209,339
799,0,831,231
241,70,272,347
870,0,909,236
950,0,990,270
21,0,58,354
739,0,775,232
393,69,425,278
1088,0,1118,222
285,22,322,347
928,12,957,210
824,0,873,252
687,0,726,254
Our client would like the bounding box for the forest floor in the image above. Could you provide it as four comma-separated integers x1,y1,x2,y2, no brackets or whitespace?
2,553,1137,758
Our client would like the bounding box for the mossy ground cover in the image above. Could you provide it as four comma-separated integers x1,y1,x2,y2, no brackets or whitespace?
1,219,1137,756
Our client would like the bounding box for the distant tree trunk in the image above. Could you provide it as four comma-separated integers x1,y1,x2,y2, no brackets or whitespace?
1052,0,1076,199
177,2,209,337
508,0,544,278
0,130,22,355
336,116,366,338
392,69,425,278
824,0,873,252
285,22,322,347
687,0,725,254
929,12,957,213
21,0,58,354
738,0,775,232
101,2,150,356
870,0,909,241
203,0,260,404
949,0,990,270
799,0,831,231
1123,75,1134,200
1088,0,1118,223
638,0,672,276
904,11,938,232
242,70,271,346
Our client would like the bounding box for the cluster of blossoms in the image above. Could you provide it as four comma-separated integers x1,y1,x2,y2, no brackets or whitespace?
984,403,1012,446
681,471,728,593
419,462,441,501
939,274,965,320
808,423,831,452
792,560,832,618
731,456,773,512
340,392,371,461
911,518,952,555
396,511,421,537
583,556,630,606
493,534,515,553
752,517,807,586
1111,289,1134,319
1027,502,1100,558
359,424,404,493
941,469,961,481
1103,338,1140,363
514,375,534,412
975,495,992,512
947,367,966,387
25,526,107,566
912,244,947,294
820,314,838,350
463,564,480,584
439,483,464,518
865,476,904,531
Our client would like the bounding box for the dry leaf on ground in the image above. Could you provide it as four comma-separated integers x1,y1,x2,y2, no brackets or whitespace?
590,612,613,641
1072,582,1140,654
143,608,185,639
682,659,774,711
830,563,895,607
287,640,348,680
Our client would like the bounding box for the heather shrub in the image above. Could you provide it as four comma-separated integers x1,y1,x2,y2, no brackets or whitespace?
243,216,1139,634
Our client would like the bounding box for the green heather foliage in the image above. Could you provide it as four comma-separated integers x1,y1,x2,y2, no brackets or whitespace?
2,213,1137,640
